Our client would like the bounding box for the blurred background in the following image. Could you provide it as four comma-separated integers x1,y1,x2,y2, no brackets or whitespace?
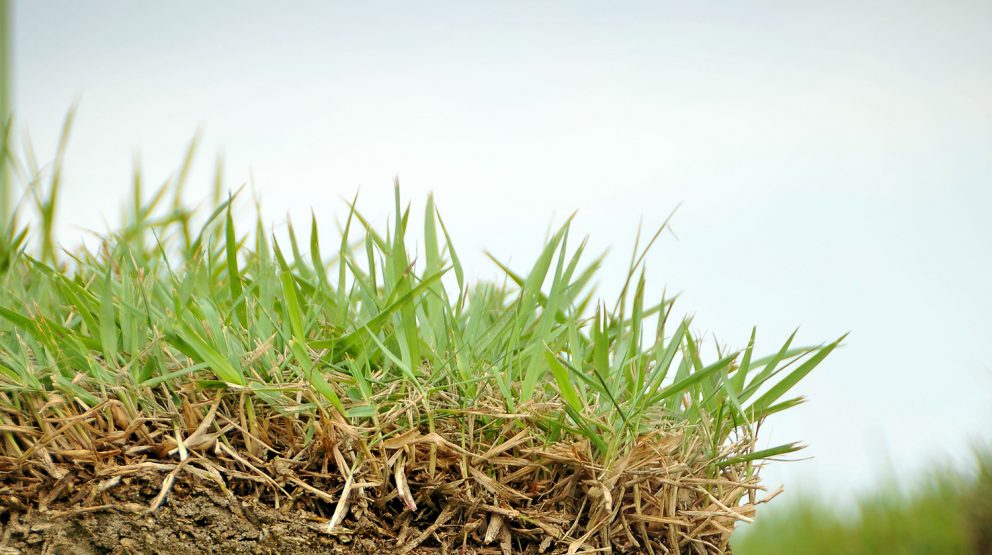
4,0,991,518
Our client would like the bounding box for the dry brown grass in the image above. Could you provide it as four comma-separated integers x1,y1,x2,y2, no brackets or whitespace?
1,384,785,554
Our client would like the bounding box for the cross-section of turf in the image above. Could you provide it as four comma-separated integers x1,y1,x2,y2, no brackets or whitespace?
0,133,842,553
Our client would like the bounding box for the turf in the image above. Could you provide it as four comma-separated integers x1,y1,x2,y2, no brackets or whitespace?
0,121,842,553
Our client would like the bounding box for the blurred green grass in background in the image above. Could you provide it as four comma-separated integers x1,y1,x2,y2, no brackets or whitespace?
732,449,992,554
1,0,11,221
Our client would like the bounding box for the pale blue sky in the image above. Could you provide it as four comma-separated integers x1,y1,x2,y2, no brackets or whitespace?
9,1,992,504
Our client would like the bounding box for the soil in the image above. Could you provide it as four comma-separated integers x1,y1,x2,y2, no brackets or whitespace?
2,492,376,555
0,476,453,555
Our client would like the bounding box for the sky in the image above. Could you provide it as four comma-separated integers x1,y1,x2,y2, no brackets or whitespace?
8,1,992,506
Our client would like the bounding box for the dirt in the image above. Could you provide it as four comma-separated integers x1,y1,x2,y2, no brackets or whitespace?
1,493,380,555
0,477,443,555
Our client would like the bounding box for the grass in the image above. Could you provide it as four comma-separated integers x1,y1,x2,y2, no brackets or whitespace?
1,0,11,221
0,121,842,553
732,449,992,554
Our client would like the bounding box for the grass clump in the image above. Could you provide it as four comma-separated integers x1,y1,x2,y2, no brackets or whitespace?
0,129,842,553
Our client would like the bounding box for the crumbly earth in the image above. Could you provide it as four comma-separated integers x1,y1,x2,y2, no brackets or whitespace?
0,478,459,555
2,490,363,555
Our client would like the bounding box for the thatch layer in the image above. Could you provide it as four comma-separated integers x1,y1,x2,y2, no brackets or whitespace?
1,387,775,554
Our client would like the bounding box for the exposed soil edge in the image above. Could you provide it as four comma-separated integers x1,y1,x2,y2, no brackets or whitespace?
0,475,438,555
0,400,758,554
